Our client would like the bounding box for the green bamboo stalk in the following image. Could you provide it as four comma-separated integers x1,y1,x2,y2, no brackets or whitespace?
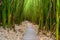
56,12,59,40
56,0,59,40
0,2,2,25
10,0,13,25
38,0,43,31
40,0,44,31
15,0,19,24
12,0,17,24
2,0,7,28
18,0,25,24
7,0,11,27
10,0,15,27
44,0,50,32
50,0,52,32
12,0,16,24
50,0,54,32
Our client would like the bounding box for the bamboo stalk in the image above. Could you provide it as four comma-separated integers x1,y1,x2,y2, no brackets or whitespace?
18,0,25,24
56,0,59,40
2,0,7,28
0,3,2,25
56,12,59,40
7,0,11,27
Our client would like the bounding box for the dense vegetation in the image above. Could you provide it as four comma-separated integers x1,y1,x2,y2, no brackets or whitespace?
0,0,60,40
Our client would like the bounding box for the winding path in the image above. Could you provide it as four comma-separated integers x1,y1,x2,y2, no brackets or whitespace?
22,24,38,40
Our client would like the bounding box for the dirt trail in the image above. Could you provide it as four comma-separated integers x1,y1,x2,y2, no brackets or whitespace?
22,23,38,40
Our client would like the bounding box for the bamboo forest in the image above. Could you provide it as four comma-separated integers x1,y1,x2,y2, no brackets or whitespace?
0,0,60,40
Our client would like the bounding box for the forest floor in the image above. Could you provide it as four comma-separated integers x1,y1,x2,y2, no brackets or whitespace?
0,21,55,40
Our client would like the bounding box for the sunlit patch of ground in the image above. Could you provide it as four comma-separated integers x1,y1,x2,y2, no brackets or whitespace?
0,21,55,40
